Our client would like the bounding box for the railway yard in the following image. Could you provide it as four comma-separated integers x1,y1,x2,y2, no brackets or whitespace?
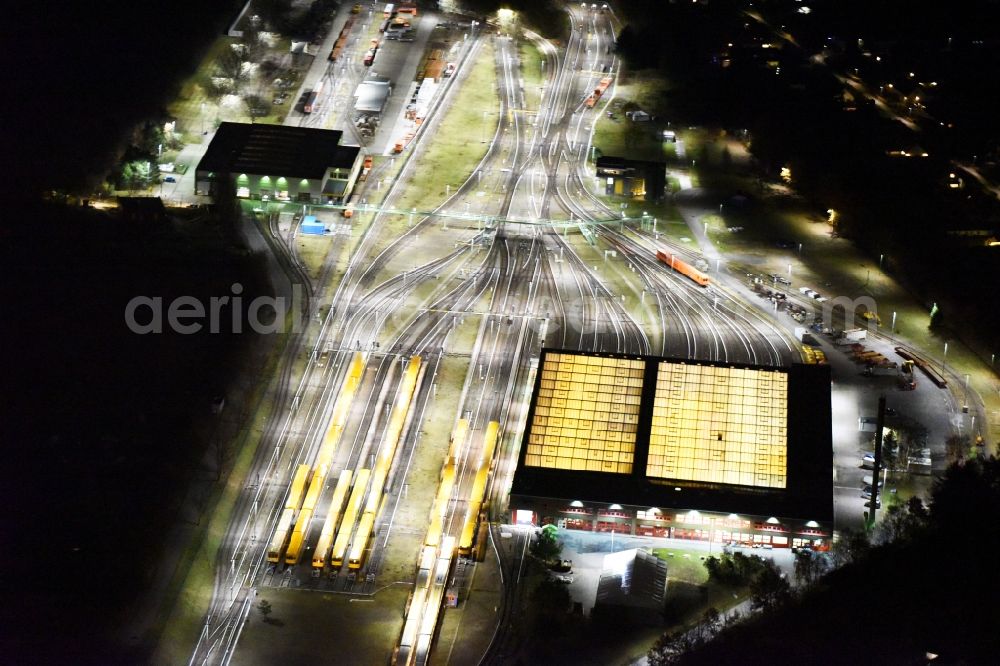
175,3,990,666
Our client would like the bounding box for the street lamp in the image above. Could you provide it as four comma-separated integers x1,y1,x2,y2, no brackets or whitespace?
879,253,884,270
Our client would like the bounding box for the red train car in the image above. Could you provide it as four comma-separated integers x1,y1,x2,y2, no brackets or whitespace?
656,250,710,287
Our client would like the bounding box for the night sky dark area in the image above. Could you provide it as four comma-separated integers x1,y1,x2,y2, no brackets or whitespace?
2,1,252,663
5,0,242,200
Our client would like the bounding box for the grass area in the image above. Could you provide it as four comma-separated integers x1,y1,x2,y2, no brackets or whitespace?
393,41,499,215
520,40,545,111
652,547,712,585
592,73,671,163
168,36,299,141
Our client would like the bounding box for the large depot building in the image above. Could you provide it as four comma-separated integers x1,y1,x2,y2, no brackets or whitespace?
510,350,834,550
195,122,363,204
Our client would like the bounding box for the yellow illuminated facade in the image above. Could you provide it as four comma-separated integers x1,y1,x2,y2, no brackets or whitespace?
647,362,788,488
524,353,644,473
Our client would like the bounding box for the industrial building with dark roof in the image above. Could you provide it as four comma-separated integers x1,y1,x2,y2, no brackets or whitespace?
595,156,667,201
509,349,834,550
195,122,364,204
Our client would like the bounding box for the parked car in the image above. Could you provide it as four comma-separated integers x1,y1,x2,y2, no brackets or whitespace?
862,452,876,465
770,274,791,285
163,176,176,183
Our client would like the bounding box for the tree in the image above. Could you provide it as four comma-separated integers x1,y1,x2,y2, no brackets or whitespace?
874,496,928,545
648,630,697,666
882,430,900,478
749,560,790,611
532,577,571,617
243,94,269,122
793,548,829,586
530,527,562,562
217,45,248,90
945,434,971,464
692,606,721,644
257,599,272,620
829,529,869,568
120,160,156,192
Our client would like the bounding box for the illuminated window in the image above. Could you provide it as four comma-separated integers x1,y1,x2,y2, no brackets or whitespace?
524,353,644,474
646,362,788,488
236,186,251,198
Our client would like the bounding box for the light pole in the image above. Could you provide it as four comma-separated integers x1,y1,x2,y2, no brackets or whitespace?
891,310,897,332
879,253,884,271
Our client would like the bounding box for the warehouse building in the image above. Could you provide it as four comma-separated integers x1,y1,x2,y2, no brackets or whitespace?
354,76,392,117
595,156,666,201
510,350,834,550
195,122,363,204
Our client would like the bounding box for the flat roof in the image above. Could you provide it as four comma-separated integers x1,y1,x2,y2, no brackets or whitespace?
511,350,833,523
197,122,358,180
354,77,391,114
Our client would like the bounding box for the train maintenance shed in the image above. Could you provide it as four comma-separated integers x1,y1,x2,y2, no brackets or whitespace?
510,349,834,550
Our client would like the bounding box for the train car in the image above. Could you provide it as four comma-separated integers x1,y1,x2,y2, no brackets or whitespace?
396,3,416,16
655,250,711,287
266,507,296,563
417,536,455,653
315,352,367,470
479,421,500,470
474,517,489,562
303,80,324,113
364,40,380,67
342,193,357,218
287,464,311,509
438,459,455,498
348,511,375,569
329,35,347,62
585,76,613,108
458,501,481,557
331,467,371,567
301,467,326,515
312,469,354,569
425,499,445,549
285,508,313,565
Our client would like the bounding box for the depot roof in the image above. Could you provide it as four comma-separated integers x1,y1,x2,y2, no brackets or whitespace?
197,122,359,180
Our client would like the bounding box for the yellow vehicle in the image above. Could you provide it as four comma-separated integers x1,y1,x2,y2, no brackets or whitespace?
315,352,367,471
312,469,353,568
348,511,375,570
425,498,445,549
301,467,326,515
331,468,371,567
352,3,361,13
285,508,313,565
458,501,481,556
287,464,311,510
267,508,295,563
